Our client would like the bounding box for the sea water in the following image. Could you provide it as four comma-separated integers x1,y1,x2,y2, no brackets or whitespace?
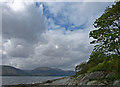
1,76,63,85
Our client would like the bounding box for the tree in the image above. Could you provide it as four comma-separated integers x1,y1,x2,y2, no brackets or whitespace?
75,62,86,72
89,1,120,57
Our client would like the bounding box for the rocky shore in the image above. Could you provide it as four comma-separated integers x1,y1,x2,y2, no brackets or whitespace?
2,71,120,87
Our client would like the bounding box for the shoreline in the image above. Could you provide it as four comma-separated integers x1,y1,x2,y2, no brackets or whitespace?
2,76,67,87
1,75,66,85
2,77,65,87
2,71,120,87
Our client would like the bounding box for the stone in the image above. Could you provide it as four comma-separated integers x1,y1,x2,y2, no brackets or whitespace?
113,80,120,86
88,71,106,79
87,80,105,85
105,72,114,78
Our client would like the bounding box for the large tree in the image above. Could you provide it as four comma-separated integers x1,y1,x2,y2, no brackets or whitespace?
89,1,120,57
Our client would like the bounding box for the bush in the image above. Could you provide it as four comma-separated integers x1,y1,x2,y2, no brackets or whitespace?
87,57,120,79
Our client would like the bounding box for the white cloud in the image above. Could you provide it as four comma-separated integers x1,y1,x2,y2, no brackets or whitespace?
12,29,93,70
3,38,35,58
2,2,46,43
2,1,46,57
44,2,113,28
2,2,113,70
6,1,26,12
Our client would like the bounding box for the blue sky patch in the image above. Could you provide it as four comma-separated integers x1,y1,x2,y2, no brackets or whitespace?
41,2,85,31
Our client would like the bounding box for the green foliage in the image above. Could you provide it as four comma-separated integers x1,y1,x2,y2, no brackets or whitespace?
75,51,107,76
75,62,88,76
75,54,120,79
89,2,120,56
88,56,120,80
87,2,120,78
74,2,120,80
88,55,120,72
75,64,88,76
75,62,86,72
88,51,109,63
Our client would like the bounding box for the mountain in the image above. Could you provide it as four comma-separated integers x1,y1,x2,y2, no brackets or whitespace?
1,65,29,76
29,67,75,76
1,65,75,76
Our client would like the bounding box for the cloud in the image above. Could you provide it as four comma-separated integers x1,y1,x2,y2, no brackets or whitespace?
2,2,46,59
2,2,113,70
31,29,93,70
2,2,46,43
0,36,2,65
3,29,93,70
3,38,35,58
43,2,113,30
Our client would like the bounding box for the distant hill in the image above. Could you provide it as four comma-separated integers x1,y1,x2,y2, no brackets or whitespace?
29,67,75,76
1,65,29,76
2,65,28,76
1,65,75,76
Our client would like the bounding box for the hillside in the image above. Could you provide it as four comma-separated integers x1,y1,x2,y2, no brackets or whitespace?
1,65,29,76
1,65,75,76
29,67,75,76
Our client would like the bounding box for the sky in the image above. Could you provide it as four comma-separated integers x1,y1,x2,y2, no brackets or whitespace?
1,1,113,70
